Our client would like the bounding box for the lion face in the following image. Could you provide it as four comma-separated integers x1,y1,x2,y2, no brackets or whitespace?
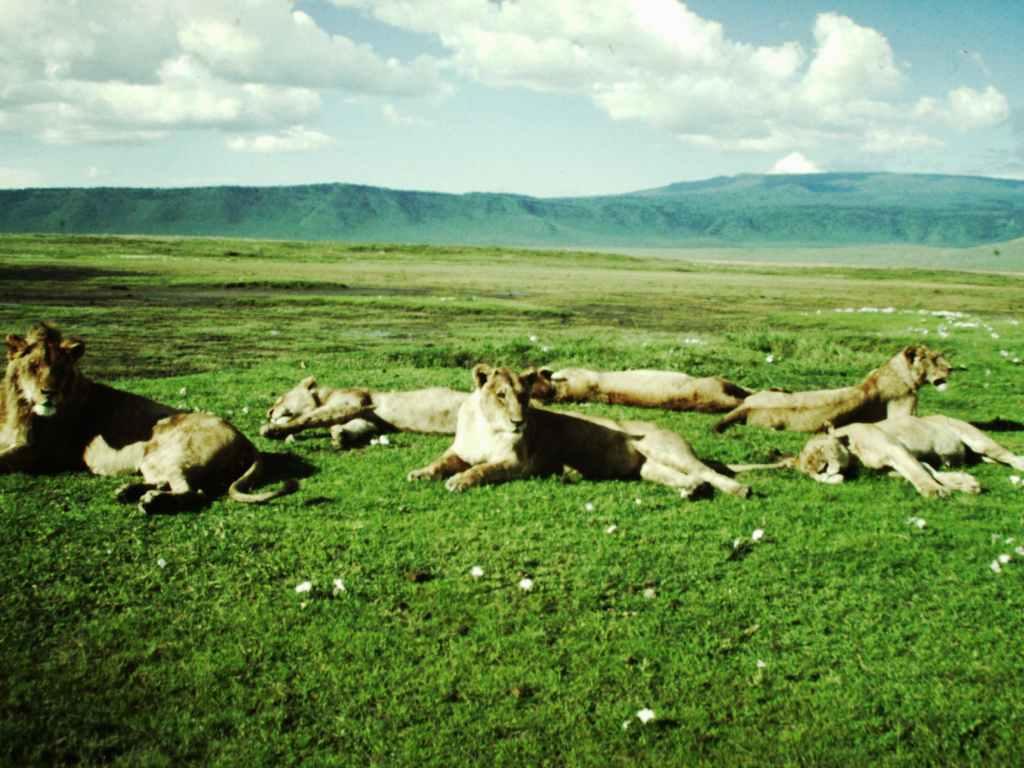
795,433,852,484
472,364,536,435
266,376,319,424
904,346,951,391
531,367,595,402
5,324,84,418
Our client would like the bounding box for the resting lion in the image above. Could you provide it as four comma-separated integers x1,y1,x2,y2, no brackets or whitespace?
755,415,1024,498
531,366,751,413
713,345,950,433
261,376,467,448
407,364,749,499
0,323,297,513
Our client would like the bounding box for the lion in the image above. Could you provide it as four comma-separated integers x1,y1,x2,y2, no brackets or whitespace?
713,345,951,433
260,376,467,448
0,323,297,513
407,364,750,499
531,366,751,413
744,414,1024,498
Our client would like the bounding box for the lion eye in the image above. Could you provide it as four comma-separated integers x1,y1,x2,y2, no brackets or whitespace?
497,391,507,400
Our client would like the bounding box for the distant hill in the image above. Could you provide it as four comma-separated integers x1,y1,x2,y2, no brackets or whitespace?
2,172,1023,247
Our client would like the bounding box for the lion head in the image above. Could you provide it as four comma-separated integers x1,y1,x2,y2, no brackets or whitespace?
472,364,536,435
531,367,596,402
795,431,852,485
902,345,951,391
265,376,321,424
5,323,84,418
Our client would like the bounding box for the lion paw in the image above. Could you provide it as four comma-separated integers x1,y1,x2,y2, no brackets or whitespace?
260,423,284,439
407,467,435,482
445,472,477,493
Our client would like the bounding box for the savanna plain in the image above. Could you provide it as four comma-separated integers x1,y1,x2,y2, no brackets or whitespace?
1,234,1023,766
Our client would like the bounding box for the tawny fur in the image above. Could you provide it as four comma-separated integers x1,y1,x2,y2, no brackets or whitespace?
781,414,1024,498
532,367,751,413
261,376,467,448
713,345,951,433
0,323,297,513
408,365,749,499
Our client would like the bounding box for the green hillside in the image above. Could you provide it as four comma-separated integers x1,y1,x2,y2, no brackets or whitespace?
1,172,1023,247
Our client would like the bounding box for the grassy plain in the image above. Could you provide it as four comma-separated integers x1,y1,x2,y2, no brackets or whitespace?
1,234,1023,766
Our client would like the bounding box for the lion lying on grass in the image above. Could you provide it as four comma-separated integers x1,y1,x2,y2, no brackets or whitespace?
261,376,467,448
713,345,950,433
0,323,297,513
531,366,750,412
768,415,1024,498
407,364,749,499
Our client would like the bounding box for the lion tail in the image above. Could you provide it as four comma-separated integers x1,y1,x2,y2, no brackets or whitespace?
228,455,300,504
727,458,795,473
712,406,746,433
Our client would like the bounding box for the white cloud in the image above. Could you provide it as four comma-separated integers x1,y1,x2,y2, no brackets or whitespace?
226,125,334,153
947,86,1009,130
0,166,42,188
336,1,1008,158
0,0,446,146
769,152,821,174
381,104,432,127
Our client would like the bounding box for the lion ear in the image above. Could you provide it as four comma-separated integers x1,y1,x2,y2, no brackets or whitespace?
472,363,492,389
301,376,317,390
5,334,27,360
902,345,921,362
536,367,554,382
62,338,85,362
519,368,538,391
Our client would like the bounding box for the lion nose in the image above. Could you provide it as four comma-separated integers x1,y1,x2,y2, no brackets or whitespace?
41,388,57,399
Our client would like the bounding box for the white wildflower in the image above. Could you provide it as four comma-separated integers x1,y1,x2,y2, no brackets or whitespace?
765,354,775,364
270,329,280,336
636,708,656,724
756,659,767,669
622,720,631,731
295,580,313,593
1015,546,1024,557
991,332,1000,339
751,528,765,542
157,557,167,569
378,435,390,446
990,560,1003,574
1010,475,1021,486
605,524,618,535
178,387,187,396
332,578,346,595
998,553,1012,565
907,516,927,529
518,577,534,591
642,587,656,600
241,406,250,415
634,497,642,506
469,566,484,579
584,502,595,512
529,335,539,343
1000,350,1010,358
733,537,743,550
284,434,296,445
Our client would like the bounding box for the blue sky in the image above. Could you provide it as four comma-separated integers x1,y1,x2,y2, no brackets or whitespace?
0,0,1019,196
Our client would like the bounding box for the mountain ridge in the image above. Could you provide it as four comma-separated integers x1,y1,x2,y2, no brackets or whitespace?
2,172,1023,248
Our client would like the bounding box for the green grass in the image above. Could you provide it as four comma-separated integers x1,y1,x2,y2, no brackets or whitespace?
2,234,1024,766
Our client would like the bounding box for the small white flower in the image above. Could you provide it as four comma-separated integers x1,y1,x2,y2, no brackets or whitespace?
1000,350,1010,358
529,335,539,343
584,502,595,512
518,577,534,591
469,565,484,579
284,434,296,445
636,708,656,724
178,387,188,396
622,720,631,731
642,587,656,600
241,406,250,415
765,354,775,364
295,580,313,593
605,524,618,535
998,553,1012,565
756,659,767,669
299,361,307,369
1010,475,1022,486
991,332,1000,339
332,578,346,595
751,528,765,542
1015,546,1024,557
157,557,167,569
378,435,390,446
733,537,743,550
990,560,1003,574
270,329,280,336
634,497,642,506
907,516,927,529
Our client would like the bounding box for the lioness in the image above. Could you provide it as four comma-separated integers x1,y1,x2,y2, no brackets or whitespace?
261,376,467,448
0,323,297,513
531,367,750,413
407,365,749,498
779,414,1024,498
713,345,950,433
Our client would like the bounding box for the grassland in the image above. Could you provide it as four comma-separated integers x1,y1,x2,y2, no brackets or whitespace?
1,234,1023,766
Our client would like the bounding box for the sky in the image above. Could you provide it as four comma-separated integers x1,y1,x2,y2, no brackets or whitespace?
0,0,1021,197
